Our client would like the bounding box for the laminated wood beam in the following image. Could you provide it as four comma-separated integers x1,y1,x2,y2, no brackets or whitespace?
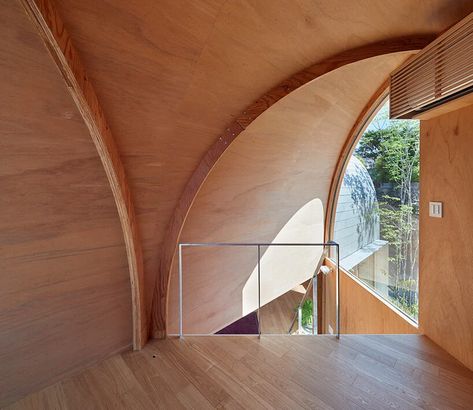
19,0,147,350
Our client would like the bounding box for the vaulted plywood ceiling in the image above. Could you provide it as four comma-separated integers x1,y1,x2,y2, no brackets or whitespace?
54,0,473,311
2,0,473,406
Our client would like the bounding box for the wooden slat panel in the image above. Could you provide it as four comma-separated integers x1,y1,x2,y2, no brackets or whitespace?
390,13,473,119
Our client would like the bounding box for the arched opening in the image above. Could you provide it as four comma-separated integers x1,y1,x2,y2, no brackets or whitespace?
333,99,420,321
165,53,415,336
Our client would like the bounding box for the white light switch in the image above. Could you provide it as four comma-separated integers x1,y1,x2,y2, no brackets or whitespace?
429,201,443,218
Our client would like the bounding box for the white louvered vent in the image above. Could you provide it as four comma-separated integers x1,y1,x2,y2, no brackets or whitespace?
390,13,473,119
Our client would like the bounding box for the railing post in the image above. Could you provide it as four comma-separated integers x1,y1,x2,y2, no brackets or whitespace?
336,243,340,339
257,244,261,338
178,243,183,338
298,306,302,333
312,273,317,335
176,242,338,337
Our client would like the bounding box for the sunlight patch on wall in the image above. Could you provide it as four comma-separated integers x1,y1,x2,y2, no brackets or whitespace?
242,198,324,315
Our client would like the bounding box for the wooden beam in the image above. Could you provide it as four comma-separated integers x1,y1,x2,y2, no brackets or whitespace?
152,35,435,338
19,0,147,350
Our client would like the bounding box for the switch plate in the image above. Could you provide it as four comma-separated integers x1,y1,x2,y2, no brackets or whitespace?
429,201,443,218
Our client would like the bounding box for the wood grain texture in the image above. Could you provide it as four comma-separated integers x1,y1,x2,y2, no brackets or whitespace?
414,92,473,120
324,260,418,335
0,1,133,406
44,0,473,338
165,53,416,336
19,0,146,349
2,0,473,403
6,335,473,409
154,39,434,338
260,289,305,334
419,103,473,371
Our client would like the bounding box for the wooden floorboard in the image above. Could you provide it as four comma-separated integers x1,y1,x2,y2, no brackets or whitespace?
5,335,473,409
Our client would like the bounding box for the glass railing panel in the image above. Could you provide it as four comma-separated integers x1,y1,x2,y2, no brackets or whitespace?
258,244,323,335
179,244,259,335
176,242,340,337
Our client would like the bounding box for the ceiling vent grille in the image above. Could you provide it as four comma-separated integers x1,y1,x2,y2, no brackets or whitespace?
390,13,473,119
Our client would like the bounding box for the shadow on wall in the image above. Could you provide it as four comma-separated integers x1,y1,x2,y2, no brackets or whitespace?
334,156,380,260
344,160,378,250
173,198,324,335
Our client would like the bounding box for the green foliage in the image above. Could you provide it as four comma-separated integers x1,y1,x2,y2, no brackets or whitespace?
378,195,416,268
397,278,417,292
390,296,418,320
301,299,313,327
356,106,420,187
354,102,420,320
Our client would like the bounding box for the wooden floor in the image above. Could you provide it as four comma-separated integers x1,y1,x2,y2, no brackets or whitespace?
259,289,304,334
6,335,473,409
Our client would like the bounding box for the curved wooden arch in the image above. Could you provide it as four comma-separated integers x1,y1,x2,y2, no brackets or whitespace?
21,0,147,349
151,35,434,338
324,82,390,242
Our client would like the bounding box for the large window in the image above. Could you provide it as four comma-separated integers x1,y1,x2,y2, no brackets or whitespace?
334,99,419,321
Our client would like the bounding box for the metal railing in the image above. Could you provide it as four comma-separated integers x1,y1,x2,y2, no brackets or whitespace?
178,241,340,338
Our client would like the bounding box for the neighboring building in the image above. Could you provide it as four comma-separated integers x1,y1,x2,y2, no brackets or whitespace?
334,156,389,297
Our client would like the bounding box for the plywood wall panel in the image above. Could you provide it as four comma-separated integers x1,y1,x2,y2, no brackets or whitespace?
324,260,418,334
0,2,132,406
419,104,473,371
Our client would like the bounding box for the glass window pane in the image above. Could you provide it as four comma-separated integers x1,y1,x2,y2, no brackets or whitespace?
334,99,419,321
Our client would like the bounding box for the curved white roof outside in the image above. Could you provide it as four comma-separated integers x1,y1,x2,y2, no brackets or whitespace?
334,156,384,268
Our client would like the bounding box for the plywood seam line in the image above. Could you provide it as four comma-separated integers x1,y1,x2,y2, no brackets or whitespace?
152,35,435,338
19,0,147,350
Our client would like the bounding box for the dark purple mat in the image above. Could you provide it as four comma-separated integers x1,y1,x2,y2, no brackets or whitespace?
215,311,259,334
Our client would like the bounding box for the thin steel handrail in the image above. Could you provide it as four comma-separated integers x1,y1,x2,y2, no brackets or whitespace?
180,242,338,247
178,241,340,339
